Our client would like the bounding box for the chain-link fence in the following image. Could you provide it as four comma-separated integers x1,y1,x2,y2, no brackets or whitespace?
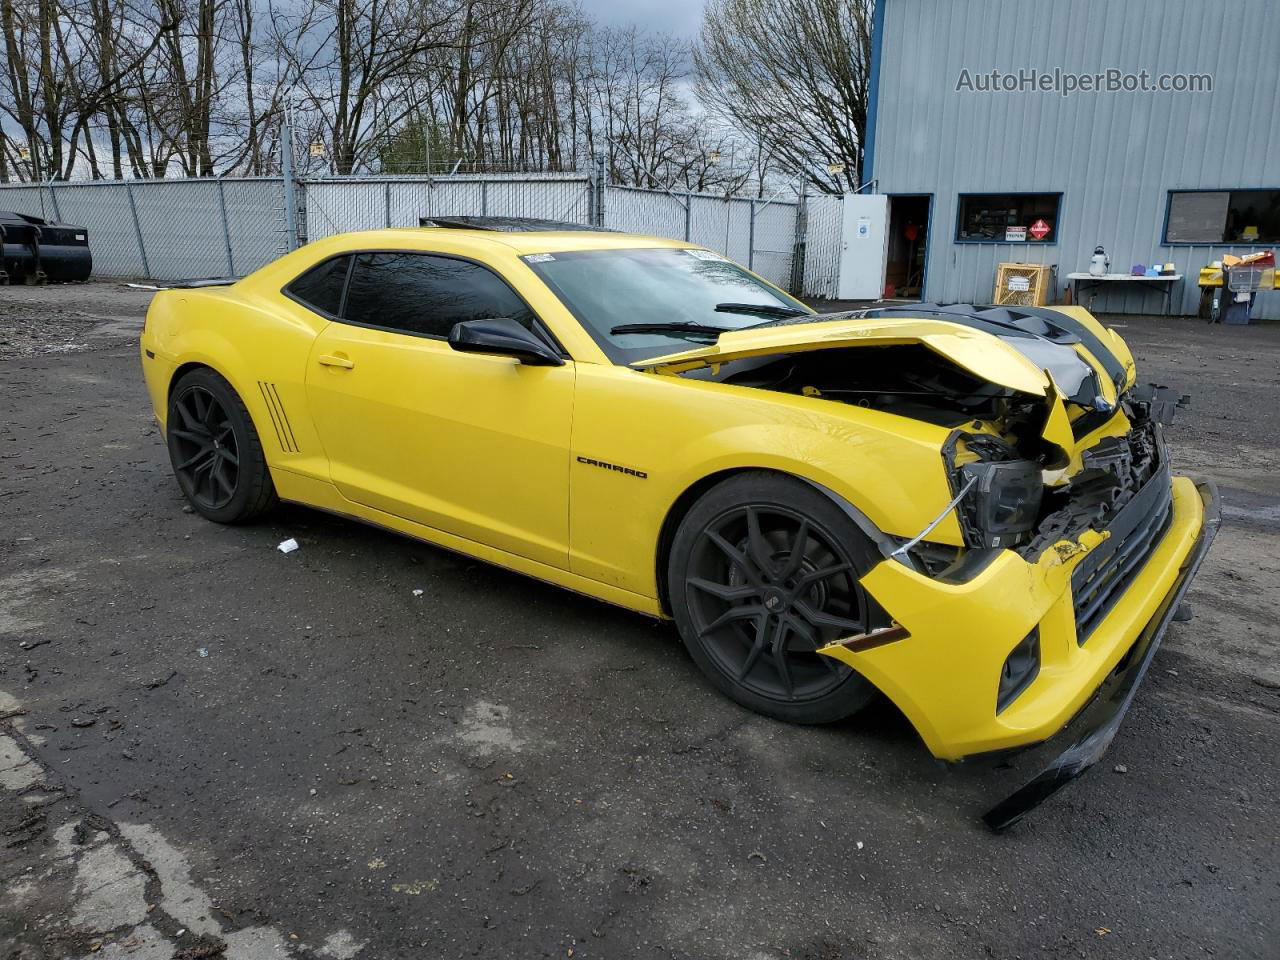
800,194,845,300
302,174,597,241
605,185,800,290
0,174,826,294
0,178,290,280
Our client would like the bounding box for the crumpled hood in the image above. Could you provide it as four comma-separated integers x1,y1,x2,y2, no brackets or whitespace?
634,304,1139,473
634,304,1136,411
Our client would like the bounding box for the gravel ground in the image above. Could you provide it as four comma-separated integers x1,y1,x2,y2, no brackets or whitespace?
0,283,156,360
1,281,1277,959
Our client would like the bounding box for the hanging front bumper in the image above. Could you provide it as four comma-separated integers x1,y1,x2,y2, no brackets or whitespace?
981,478,1220,831
818,475,1218,830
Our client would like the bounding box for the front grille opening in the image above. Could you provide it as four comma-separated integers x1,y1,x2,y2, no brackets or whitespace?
1022,423,1162,560
1072,481,1173,644
996,628,1041,714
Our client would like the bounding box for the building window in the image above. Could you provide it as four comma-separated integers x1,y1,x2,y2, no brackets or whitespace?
1165,189,1280,244
956,193,1061,243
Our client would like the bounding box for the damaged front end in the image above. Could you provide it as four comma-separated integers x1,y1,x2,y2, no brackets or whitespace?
638,305,1213,829
934,401,1167,571
980,475,1218,831
848,376,1213,829
930,383,1219,831
846,381,1215,830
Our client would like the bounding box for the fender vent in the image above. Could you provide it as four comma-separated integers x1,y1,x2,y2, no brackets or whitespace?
258,381,299,453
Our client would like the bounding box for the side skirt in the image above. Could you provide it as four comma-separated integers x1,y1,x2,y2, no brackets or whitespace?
270,467,666,619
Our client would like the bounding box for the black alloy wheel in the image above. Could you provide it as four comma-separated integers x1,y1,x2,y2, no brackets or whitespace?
166,367,277,523
170,384,240,510
669,472,882,724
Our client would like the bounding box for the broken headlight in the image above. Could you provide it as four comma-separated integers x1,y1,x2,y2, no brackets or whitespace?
957,458,1043,550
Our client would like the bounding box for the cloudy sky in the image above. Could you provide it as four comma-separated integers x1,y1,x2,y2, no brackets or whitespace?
586,0,706,38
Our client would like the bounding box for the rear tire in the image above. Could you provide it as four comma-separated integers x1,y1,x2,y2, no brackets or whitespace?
167,368,277,524
667,471,885,724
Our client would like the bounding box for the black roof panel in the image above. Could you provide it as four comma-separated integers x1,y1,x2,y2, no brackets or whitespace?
417,215,618,233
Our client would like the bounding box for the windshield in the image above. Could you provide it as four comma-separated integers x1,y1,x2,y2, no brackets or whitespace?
522,247,813,363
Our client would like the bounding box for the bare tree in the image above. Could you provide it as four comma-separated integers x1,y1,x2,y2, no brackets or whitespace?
1,0,62,179
575,27,743,191
282,0,463,174
0,0,783,188
695,0,873,193
1,0,176,179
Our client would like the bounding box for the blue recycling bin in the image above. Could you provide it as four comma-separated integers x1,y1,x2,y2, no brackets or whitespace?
1221,266,1263,325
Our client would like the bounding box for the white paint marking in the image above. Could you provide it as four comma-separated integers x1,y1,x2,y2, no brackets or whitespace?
70,845,148,931
119,823,221,936
0,733,30,770
221,925,293,959
0,569,76,637
320,930,368,959
75,924,172,960
459,700,525,756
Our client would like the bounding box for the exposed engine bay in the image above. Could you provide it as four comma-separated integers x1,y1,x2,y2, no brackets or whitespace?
711,343,1025,428
687,344,1183,567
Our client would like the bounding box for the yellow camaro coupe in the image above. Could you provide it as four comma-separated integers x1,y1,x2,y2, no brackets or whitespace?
140,218,1218,828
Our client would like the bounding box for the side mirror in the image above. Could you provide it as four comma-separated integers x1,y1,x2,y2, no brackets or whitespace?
447,317,564,366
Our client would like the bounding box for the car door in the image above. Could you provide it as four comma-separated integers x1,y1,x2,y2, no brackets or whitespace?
302,250,574,570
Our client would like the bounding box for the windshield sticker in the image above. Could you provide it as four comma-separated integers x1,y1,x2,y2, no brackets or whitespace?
685,249,725,261
523,253,556,263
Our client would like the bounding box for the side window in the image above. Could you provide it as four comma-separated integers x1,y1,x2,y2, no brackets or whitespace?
286,255,351,316
342,252,537,338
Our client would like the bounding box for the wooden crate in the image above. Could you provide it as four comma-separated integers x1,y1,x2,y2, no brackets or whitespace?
993,262,1055,306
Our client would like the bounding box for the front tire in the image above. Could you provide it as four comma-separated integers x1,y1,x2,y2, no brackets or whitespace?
166,368,277,523
668,472,885,724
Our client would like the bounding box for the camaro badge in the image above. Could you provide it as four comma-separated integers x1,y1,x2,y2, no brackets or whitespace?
576,456,648,479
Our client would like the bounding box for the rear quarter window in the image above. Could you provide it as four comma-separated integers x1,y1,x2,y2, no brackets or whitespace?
285,256,352,316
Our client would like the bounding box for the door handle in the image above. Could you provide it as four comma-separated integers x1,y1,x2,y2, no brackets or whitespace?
317,354,355,369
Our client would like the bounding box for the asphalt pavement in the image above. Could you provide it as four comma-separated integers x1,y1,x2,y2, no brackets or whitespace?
1,284,1277,959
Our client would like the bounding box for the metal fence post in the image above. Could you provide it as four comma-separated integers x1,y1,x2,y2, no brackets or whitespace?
47,181,62,221
748,199,756,271
384,181,392,227
593,153,607,227
790,182,808,295
124,183,151,278
280,114,300,251
481,180,489,216
684,191,692,242
216,180,236,276
724,196,731,254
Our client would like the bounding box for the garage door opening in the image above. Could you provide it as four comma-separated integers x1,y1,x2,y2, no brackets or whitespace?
885,195,930,300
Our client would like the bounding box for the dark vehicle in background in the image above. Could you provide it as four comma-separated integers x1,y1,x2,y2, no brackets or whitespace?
0,211,92,284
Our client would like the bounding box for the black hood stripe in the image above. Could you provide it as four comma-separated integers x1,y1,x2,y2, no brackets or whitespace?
861,303,1128,391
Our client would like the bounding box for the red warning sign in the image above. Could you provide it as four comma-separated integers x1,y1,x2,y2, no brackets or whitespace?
1029,219,1051,241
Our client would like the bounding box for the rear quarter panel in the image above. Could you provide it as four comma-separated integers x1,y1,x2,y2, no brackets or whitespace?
140,285,330,481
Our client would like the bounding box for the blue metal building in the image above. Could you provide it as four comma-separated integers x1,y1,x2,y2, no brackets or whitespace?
863,0,1280,318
